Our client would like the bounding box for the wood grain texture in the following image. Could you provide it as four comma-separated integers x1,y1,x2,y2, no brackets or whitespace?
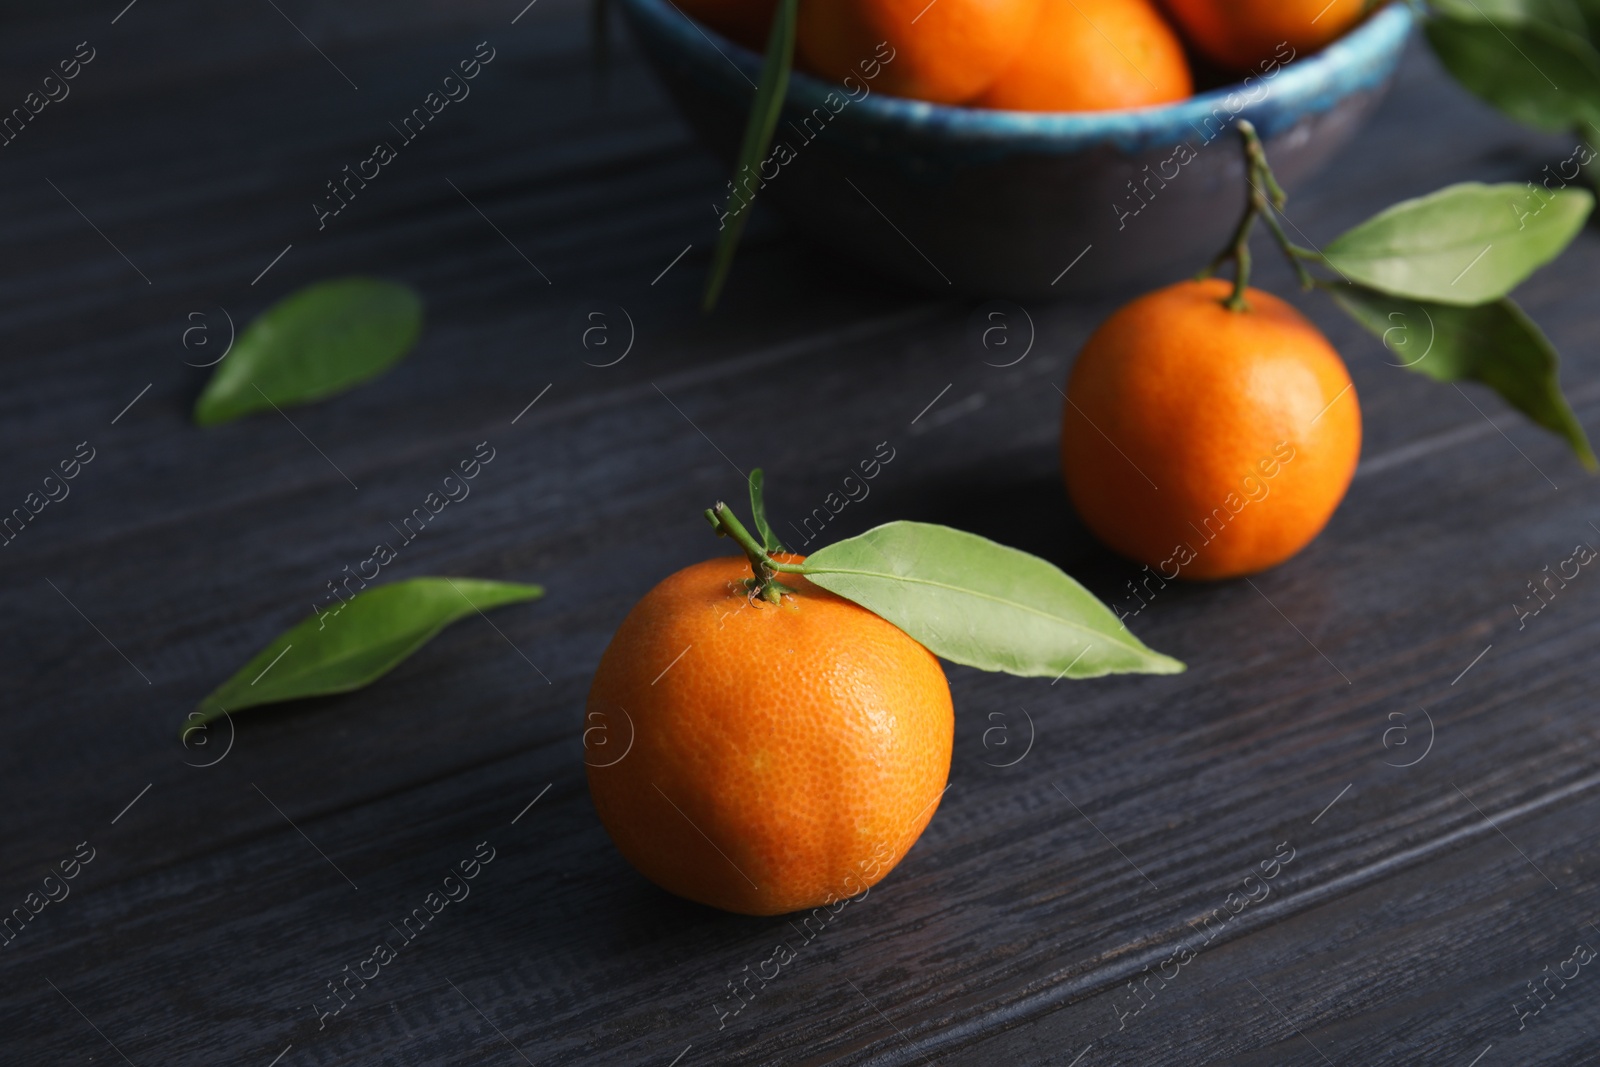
2,3,1599,1066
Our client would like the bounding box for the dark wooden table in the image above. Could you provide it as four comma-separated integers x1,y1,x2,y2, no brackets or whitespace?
5,3,1600,1064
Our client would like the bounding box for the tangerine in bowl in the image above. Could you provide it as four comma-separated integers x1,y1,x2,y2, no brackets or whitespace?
614,0,1412,297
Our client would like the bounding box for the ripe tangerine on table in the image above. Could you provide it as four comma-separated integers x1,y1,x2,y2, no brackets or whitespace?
1061,278,1362,581
585,554,953,915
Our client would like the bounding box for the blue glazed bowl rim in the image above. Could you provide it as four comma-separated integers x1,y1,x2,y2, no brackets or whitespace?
619,0,1414,153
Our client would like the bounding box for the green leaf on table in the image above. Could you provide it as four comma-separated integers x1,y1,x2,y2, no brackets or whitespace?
1328,282,1597,469
799,521,1185,679
1425,6,1600,132
701,0,798,312
194,277,423,426
188,577,543,731
1322,182,1593,305
747,468,785,553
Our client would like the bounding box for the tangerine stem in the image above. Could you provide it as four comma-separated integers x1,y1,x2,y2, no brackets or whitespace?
1240,121,1318,289
1206,120,1320,310
707,502,805,602
707,504,769,573
1225,212,1256,312
1258,206,1316,291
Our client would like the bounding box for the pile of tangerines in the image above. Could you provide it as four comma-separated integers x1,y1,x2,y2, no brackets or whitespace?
683,0,1375,110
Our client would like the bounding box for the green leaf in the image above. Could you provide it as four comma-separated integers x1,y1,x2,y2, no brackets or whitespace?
1425,7,1600,132
747,468,784,553
1328,282,1597,469
799,521,1185,679
194,277,423,426
1572,0,1600,36
1437,0,1589,33
1322,182,1593,305
189,577,543,730
1584,120,1600,192
701,0,797,311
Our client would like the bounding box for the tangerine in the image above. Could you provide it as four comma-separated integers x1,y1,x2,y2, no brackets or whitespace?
1159,0,1373,72
977,0,1193,112
675,0,777,51
797,0,1042,104
585,554,954,915
1061,278,1360,580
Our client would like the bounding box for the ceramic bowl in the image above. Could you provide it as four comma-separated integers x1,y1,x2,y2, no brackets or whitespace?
617,0,1414,297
